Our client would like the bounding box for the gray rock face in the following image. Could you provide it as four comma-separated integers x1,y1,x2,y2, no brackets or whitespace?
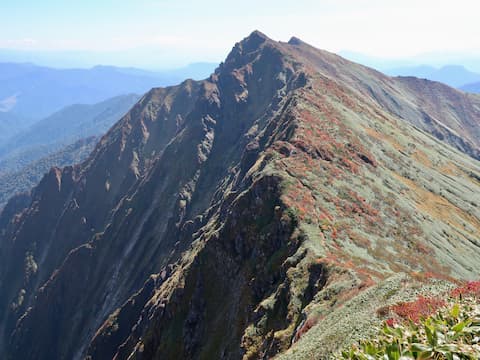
1,31,480,360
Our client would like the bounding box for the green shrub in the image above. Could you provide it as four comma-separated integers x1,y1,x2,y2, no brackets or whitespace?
339,294,480,359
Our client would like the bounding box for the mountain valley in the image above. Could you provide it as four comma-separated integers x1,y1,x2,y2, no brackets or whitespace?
0,94,140,208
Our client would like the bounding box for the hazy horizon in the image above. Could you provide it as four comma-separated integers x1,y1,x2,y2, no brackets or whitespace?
1,44,480,74
1,0,479,70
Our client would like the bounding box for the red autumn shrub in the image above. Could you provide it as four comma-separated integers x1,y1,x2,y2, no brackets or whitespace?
385,318,397,327
391,296,446,323
451,281,480,298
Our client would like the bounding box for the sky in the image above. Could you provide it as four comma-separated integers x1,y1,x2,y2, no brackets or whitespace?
1,0,479,69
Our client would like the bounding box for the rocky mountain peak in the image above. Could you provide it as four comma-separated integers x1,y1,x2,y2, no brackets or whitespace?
240,29,271,48
287,36,305,46
221,30,281,69
1,31,480,360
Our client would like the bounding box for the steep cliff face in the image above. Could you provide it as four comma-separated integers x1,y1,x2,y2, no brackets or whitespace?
0,78,203,358
1,31,480,359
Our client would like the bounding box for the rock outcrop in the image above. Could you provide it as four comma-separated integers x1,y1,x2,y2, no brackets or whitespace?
1,31,480,359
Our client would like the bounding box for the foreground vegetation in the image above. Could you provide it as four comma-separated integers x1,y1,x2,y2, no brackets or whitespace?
340,282,480,359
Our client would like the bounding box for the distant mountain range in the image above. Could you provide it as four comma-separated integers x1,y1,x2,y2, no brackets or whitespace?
0,94,140,207
0,61,217,208
0,62,216,119
0,111,35,144
0,93,140,163
0,137,98,207
461,82,480,93
385,65,480,89
338,51,480,93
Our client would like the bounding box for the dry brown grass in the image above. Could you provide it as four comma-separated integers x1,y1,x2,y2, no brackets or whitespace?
392,172,480,236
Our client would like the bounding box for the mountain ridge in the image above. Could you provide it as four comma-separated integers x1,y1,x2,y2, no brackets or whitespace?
0,62,215,119
0,31,479,359
0,94,140,208
0,136,99,208
386,64,480,88
0,93,140,163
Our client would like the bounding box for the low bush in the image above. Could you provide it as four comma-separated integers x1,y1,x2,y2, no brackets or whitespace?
339,283,480,359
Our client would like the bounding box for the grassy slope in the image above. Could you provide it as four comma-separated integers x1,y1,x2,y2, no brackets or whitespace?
101,39,480,357
271,49,480,358
83,35,480,359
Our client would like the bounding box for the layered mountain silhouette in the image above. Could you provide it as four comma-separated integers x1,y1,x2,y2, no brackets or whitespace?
0,31,479,359
0,94,140,169
386,64,480,89
0,94,140,207
0,112,34,144
0,137,98,208
0,62,215,119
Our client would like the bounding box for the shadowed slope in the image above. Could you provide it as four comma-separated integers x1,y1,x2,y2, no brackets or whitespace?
0,31,479,360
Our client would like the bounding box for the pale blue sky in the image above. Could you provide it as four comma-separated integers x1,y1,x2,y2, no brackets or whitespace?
1,0,479,68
